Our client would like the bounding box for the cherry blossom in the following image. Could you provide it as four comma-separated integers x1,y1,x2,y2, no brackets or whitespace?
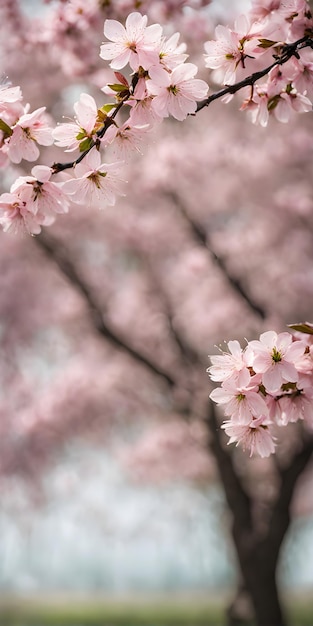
100,12,162,71
147,63,209,121
0,190,42,235
204,16,262,85
158,32,188,70
103,120,150,160
210,370,268,424
52,92,100,152
0,83,22,105
127,80,163,126
208,340,251,385
249,330,306,393
209,327,313,456
4,106,54,164
221,416,276,458
62,148,125,209
11,165,70,221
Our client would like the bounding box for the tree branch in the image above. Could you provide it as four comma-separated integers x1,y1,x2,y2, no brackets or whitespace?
265,433,313,561
166,190,266,320
196,36,313,113
206,401,253,531
35,232,176,387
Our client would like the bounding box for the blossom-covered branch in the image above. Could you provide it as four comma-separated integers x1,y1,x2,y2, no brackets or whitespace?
208,325,313,457
0,1,313,234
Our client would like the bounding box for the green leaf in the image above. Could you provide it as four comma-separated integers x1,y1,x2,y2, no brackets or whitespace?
108,83,129,93
100,103,116,113
79,137,93,152
257,38,278,48
76,130,86,140
0,118,13,136
288,322,313,335
267,95,280,111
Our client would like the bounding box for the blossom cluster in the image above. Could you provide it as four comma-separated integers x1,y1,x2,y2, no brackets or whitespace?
207,327,313,457
0,11,208,234
204,0,313,125
1,2,313,235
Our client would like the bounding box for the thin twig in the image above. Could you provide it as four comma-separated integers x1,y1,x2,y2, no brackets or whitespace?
196,36,313,113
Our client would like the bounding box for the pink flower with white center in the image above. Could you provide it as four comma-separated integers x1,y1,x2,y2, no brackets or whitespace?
62,148,125,209
11,165,70,221
210,369,268,424
5,106,54,164
0,190,42,235
52,93,99,152
249,331,306,393
204,16,261,85
208,339,251,386
221,415,276,457
147,63,208,121
103,119,149,160
100,12,162,71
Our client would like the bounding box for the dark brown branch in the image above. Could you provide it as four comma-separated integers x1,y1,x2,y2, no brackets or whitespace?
206,401,253,532
137,251,200,365
35,232,176,388
196,36,313,113
51,83,134,174
265,434,313,562
166,190,266,320
48,36,313,178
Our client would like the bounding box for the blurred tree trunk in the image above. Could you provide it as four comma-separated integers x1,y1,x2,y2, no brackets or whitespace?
208,402,313,626
36,233,313,626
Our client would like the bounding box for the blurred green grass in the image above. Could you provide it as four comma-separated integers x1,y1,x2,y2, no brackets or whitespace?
0,592,311,625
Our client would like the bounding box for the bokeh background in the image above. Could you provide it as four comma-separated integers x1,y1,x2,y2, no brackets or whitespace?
0,0,313,623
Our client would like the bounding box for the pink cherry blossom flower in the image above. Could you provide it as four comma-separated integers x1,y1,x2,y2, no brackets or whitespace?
273,89,312,123
62,148,125,209
249,330,306,393
147,63,208,121
0,83,23,124
276,385,313,426
103,119,149,160
127,79,163,126
221,415,276,457
250,0,280,20
204,16,262,85
100,12,162,71
241,86,271,127
148,32,188,83
210,370,268,424
52,93,99,152
0,190,42,235
291,51,313,100
4,106,54,164
278,0,307,19
11,165,70,222
208,339,251,385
